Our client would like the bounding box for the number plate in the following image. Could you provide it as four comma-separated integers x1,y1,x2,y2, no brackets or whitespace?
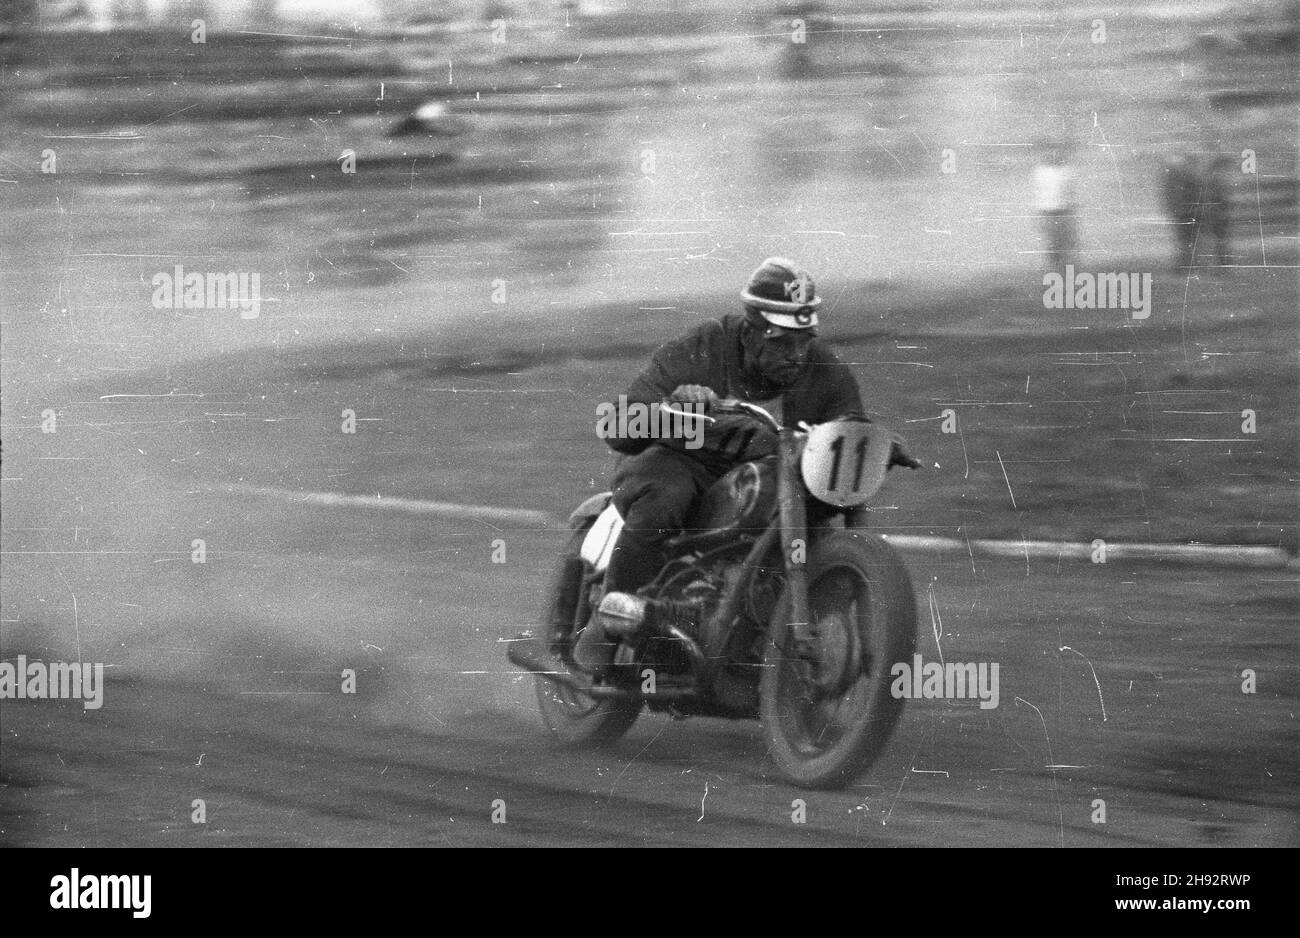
800,419,894,507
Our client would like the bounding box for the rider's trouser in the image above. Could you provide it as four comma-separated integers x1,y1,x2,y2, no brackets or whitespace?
606,444,724,595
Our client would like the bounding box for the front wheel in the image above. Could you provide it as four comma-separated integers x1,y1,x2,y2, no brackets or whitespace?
534,523,640,746
759,530,917,789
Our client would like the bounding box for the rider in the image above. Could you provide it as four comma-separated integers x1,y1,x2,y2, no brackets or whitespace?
581,257,916,657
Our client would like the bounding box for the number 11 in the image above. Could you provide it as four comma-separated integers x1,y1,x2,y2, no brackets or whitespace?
827,435,870,491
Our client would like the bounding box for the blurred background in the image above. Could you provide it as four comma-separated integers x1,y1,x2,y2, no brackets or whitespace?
2,0,1296,396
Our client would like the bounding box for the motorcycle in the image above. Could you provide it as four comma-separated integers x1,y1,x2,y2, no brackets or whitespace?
508,400,919,789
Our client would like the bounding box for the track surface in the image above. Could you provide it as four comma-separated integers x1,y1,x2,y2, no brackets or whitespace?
3,310,1298,848
3,485,1296,846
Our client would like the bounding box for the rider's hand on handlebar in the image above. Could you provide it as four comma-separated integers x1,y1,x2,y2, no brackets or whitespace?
669,384,720,411
889,439,923,471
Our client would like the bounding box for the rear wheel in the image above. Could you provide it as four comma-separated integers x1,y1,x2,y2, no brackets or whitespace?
535,523,640,746
759,530,916,789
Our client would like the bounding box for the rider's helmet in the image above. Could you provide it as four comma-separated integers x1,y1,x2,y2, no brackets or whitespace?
740,256,821,331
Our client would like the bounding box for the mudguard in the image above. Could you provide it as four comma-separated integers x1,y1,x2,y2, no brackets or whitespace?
580,504,624,572
567,492,612,528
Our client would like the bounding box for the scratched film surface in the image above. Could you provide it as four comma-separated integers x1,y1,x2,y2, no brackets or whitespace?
1,0,1297,847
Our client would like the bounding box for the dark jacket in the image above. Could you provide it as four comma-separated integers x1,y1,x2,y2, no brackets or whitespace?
607,313,864,468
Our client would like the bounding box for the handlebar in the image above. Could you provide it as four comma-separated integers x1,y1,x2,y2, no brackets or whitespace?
659,398,922,469
658,398,782,432
713,399,782,432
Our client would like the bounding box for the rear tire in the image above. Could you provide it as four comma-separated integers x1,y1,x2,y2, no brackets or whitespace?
759,530,916,789
534,523,640,746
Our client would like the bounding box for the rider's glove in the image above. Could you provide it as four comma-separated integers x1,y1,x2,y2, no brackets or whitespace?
699,412,778,462
669,384,720,410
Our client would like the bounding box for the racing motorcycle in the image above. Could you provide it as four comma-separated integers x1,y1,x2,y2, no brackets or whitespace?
508,401,919,789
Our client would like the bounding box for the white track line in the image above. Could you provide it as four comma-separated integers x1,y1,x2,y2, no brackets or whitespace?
881,535,1292,569
223,484,1293,568
224,484,558,527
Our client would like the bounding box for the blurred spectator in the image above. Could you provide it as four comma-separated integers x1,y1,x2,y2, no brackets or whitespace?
1198,153,1233,269
1159,153,1232,270
1032,144,1078,269
1159,154,1199,267
776,1,828,79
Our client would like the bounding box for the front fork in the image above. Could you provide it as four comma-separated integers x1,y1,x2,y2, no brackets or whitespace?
776,428,815,653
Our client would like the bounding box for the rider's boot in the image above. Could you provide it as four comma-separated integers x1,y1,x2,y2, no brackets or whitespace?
570,609,620,676
604,530,664,598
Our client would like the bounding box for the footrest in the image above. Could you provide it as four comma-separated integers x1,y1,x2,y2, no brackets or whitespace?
506,635,592,694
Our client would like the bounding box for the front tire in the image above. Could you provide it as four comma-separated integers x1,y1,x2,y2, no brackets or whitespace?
534,523,640,746
759,530,917,789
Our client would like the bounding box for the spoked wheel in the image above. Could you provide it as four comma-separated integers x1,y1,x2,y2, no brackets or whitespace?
759,531,917,789
534,523,640,746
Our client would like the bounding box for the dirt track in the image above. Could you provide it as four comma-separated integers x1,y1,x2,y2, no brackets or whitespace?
2,476,1296,846
2,277,1297,847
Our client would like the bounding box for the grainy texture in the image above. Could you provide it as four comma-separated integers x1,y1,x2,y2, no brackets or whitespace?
1,0,1296,851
